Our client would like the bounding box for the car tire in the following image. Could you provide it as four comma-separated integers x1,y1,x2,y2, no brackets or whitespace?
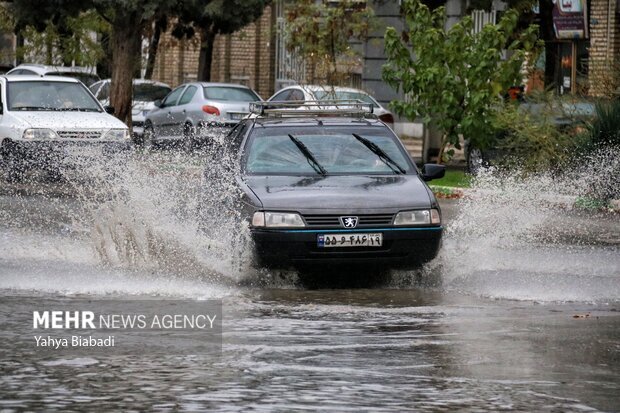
143,123,154,153
466,146,485,175
1,142,25,183
183,122,195,153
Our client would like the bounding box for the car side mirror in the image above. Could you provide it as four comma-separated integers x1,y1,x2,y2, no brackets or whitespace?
421,164,446,181
154,99,162,108
104,106,115,114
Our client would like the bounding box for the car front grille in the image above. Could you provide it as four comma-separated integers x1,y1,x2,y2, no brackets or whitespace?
132,121,145,128
56,130,103,139
302,214,394,228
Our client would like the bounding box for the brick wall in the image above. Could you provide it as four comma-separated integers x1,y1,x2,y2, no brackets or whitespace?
151,5,275,98
151,29,201,88
210,5,275,98
588,0,620,96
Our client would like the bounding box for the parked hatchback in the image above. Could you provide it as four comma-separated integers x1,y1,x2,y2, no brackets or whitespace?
0,75,130,181
212,102,445,271
144,82,262,149
267,85,395,129
7,64,101,87
89,79,172,141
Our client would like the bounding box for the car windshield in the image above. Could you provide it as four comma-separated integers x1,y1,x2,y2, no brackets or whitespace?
8,81,102,112
313,90,378,108
245,126,412,175
49,72,100,87
204,86,259,102
134,83,172,101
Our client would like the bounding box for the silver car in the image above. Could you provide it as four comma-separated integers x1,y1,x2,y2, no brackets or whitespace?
89,79,171,140
267,85,395,129
144,82,262,148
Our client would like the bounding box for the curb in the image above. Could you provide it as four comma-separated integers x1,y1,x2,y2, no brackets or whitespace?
429,185,620,213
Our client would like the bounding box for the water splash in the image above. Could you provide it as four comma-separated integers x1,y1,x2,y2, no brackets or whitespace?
56,139,256,284
432,146,620,302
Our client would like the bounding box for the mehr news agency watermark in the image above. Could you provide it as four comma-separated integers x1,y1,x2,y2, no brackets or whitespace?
23,300,223,354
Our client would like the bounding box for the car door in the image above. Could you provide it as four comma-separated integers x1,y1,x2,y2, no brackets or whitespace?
151,85,185,138
173,84,198,134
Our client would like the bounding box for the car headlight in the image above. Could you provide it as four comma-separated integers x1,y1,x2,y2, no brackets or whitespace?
252,211,305,228
103,128,130,140
22,128,59,140
393,209,440,226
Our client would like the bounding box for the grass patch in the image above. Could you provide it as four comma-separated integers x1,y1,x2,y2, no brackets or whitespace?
430,169,472,188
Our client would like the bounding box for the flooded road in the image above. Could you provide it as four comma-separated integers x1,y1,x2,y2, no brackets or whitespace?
1,151,619,412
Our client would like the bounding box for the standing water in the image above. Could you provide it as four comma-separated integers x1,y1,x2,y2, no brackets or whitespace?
0,144,618,411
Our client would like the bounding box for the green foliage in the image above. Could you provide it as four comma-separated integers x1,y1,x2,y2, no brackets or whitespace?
382,0,541,162
429,169,472,188
587,99,620,148
16,11,109,67
0,3,14,32
489,101,576,172
284,0,376,85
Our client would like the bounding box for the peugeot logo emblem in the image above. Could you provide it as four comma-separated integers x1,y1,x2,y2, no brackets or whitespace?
340,216,359,228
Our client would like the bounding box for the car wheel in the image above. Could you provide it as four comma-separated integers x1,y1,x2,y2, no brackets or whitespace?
467,146,485,174
183,122,195,153
143,123,154,153
1,142,25,183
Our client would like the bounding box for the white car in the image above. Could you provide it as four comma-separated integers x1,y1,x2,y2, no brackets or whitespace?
89,79,171,140
7,64,101,87
267,85,395,129
0,75,130,181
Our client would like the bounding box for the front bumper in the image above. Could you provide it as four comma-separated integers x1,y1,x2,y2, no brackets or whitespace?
251,226,442,270
3,139,131,166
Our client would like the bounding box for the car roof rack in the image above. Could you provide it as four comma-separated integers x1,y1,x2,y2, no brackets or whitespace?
249,100,374,118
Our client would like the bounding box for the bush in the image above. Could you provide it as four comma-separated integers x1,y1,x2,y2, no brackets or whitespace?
587,99,620,148
487,100,578,172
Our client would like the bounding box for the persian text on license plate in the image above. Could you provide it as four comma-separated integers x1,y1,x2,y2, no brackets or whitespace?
317,233,383,248
229,112,247,120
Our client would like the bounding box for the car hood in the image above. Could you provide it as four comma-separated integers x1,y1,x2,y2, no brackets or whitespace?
11,111,127,130
244,175,432,211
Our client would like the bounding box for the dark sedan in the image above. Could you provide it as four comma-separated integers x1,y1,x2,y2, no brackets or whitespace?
219,102,446,270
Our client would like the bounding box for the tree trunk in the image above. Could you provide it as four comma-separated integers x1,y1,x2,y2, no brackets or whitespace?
538,0,557,90
109,15,142,127
144,17,166,80
197,26,216,81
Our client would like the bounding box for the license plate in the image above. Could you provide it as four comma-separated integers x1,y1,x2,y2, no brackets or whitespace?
229,112,246,120
318,233,383,248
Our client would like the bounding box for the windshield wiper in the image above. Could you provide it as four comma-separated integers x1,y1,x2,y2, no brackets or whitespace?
352,133,406,174
56,108,101,112
288,134,327,175
11,106,48,111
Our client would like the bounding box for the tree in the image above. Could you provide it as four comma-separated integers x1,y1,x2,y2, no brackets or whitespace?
14,11,108,68
284,0,376,86
382,0,541,162
10,0,195,126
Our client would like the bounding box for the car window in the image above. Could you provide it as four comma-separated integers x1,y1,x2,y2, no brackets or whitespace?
288,89,305,101
203,86,259,102
7,80,102,112
134,83,171,102
313,90,378,108
92,82,110,101
10,69,36,75
50,72,100,87
178,85,197,105
270,90,291,101
161,86,185,108
89,82,102,96
245,126,412,175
